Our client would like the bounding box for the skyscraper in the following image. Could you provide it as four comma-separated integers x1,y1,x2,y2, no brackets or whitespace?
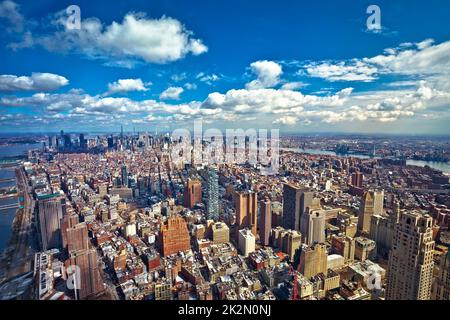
38,195,66,250
298,243,328,279
385,211,434,300
235,190,258,237
300,209,326,245
69,248,104,299
79,133,87,150
207,167,219,221
158,214,191,257
432,249,450,300
238,228,256,257
358,190,384,234
184,178,202,209
121,165,128,188
282,184,313,231
259,199,272,246
67,223,90,253
351,171,363,188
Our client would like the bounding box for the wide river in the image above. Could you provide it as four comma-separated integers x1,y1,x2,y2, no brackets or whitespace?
0,143,41,252
282,148,450,174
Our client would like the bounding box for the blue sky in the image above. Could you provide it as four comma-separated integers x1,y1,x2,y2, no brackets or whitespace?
0,0,449,134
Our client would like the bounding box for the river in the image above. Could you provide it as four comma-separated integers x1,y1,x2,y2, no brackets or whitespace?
0,142,41,252
282,148,450,174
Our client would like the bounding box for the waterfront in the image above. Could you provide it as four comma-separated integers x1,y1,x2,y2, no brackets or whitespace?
282,148,450,174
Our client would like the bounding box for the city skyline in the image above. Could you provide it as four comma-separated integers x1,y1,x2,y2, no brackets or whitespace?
0,0,449,134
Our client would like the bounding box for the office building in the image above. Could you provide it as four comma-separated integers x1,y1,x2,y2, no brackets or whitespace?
238,228,255,257
259,199,272,246
158,215,191,257
235,190,258,236
121,165,128,188
300,209,326,245
282,184,314,231
69,248,104,299
386,211,435,300
358,190,384,234
207,167,219,221
298,243,328,279
211,222,229,244
331,235,355,264
432,249,450,300
184,178,202,209
38,195,66,250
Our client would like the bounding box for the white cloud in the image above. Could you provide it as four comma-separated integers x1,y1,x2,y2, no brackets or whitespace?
246,60,283,89
0,73,69,92
280,81,308,91
33,12,208,65
305,60,377,82
159,86,184,100
0,0,24,32
303,39,450,87
107,78,149,94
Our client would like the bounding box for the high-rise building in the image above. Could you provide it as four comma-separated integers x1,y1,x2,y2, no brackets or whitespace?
282,184,313,231
67,222,89,253
358,190,384,234
79,133,87,149
158,215,191,257
207,167,219,221
235,190,258,236
69,248,104,299
259,199,272,246
331,235,355,264
300,209,326,245
238,228,255,257
63,134,72,148
369,200,400,258
61,212,80,250
432,249,450,300
386,211,434,300
184,178,202,209
121,165,128,188
298,243,328,279
351,171,363,188
38,195,66,250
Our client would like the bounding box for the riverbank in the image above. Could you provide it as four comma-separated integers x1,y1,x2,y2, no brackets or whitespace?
281,148,450,174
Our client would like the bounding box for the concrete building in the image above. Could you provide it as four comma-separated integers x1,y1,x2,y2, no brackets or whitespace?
211,222,230,244
354,237,376,262
298,243,328,279
331,235,355,264
38,194,66,250
282,184,313,232
184,178,202,209
235,190,258,237
207,167,219,221
158,215,191,257
369,201,400,259
300,209,326,245
432,249,450,300
358,190,384,234
386,211,435,300
238,228,256,257
259,199,272,246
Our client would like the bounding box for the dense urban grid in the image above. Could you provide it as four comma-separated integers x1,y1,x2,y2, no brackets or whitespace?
0,131,449,301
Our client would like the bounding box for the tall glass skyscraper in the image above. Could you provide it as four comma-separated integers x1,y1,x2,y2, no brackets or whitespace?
121,165,129,188
207,167,219,221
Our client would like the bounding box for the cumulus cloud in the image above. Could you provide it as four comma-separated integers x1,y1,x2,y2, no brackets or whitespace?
0,0,24,32
20,12,208,65
159,86,184,100
303,39,450,87
106,78,149,95
0,73,69,92
246,60,283,89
